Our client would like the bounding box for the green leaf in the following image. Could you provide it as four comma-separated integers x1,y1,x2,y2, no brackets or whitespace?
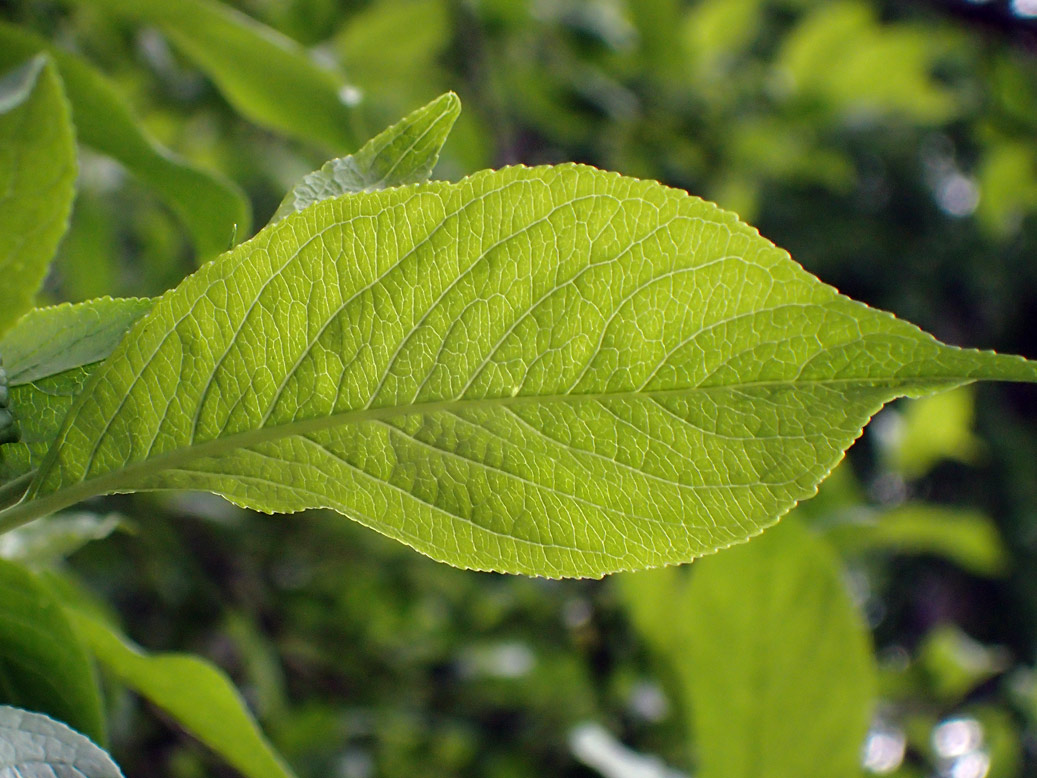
0,298,153,485
7,165,1037,576
0,705,121,778
0,511,122,567
622,518,875,778
0,55,76,338
0,22,250,261
0,355,15,447
826,503,1009,577
69,610,296,778
67,0,358,151
0,560,106,745
271,92,461,223
882,387,983,479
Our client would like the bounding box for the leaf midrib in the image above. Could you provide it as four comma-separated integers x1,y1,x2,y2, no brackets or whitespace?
7,373,964,530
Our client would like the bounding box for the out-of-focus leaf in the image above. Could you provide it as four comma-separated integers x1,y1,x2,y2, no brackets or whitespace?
977,141,1037,238
777,1,958,124
8,165,1037,576
0,560,105,745
334,0,450,133
0,705,121,778
70,609,297,778
0,55,76,338
67,0,358,151
919,625,1007,703
881,387,983,479
0,22,249,261
683,0,764,80
272,92,460,223
0,512,122,566
621,518,875,778
0,298,153,484
826,503,1008,577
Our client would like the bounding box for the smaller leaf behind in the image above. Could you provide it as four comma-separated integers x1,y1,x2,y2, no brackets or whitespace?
69,609,297,778
271,92,461,223
0,560,106,746
0,705,122,778
618,518,876,778
0,298,153,485
0,23,250,261
0,55,76,338
64,0,359,151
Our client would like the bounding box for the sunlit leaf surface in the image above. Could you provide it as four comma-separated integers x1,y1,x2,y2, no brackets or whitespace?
13,165,1037,577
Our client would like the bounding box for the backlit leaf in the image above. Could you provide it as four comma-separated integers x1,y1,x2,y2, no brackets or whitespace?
0,299,153,485
625,518,875,778
271,92,461,223
7,165,1037,576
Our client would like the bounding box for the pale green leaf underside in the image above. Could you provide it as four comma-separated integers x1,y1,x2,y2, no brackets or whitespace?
0,55,76,338
69,610,296,778
0,705,121,778
17,165,1037,577
271,92,461,223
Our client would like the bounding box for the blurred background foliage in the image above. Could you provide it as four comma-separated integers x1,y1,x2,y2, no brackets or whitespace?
1,0,1037,775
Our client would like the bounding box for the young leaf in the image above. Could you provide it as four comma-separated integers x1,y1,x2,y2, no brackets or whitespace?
0,705,121,778
0,298,153,486
66,0,359,151
0,55,76,338
623,518,874,778
0,23,250,260
69,610,297,778
0,560,106,746
271,92,461,223
6,165,1036,577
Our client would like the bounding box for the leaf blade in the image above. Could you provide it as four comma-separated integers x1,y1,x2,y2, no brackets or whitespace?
15,165,1037,576
0,560,106,746
0,299,153,485
0,55,76,337
622,518,875,778
69,610,296,778
271,92,461,223
0,22,250,261
66,0,358,151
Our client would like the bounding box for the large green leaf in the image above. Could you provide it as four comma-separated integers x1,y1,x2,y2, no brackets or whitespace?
622,518,874,778
0,23,249,261
271,92,461,223
5,165,1036,576
0,559,106,745
67,0,358,151
0,55,76,338
69,610,296,778
0,298,153,486
0,705,121,778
